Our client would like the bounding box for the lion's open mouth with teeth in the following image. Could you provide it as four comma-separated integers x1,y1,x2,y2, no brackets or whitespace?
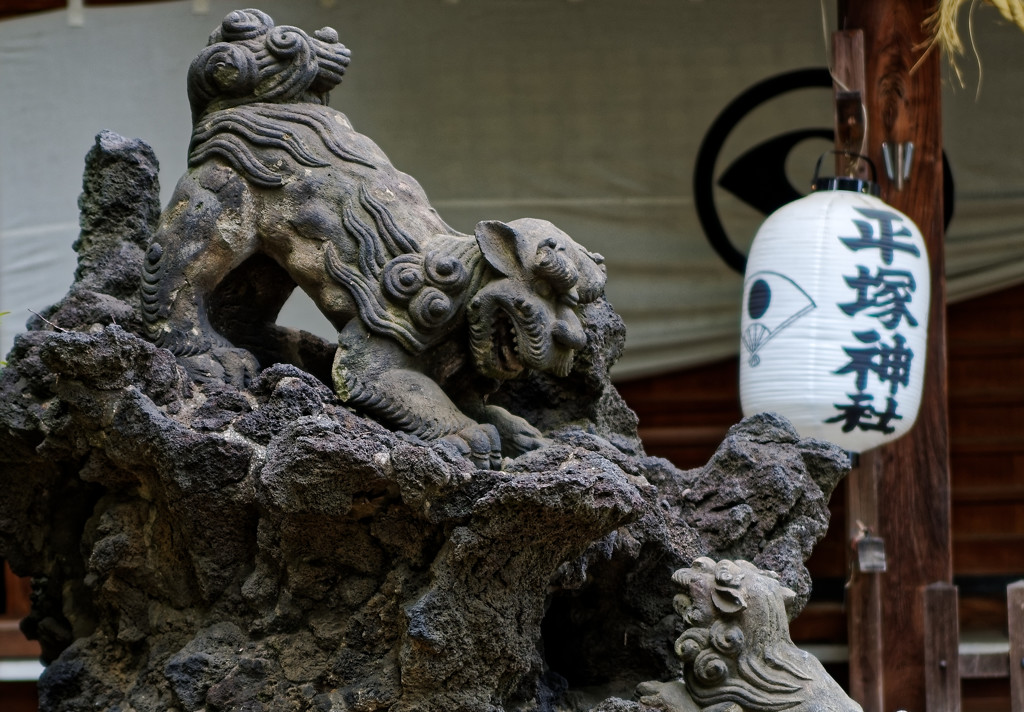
469,294,540,380
468,288,580,381
466,288,581,381
493,310,523,376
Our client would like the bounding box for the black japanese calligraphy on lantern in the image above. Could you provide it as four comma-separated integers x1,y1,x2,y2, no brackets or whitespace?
839,208,920,264
839,266,918,329
826,393,902,434
831,205,924,437
834,330,913,395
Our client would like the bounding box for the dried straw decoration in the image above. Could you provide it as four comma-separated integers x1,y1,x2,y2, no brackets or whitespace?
924,0,1024,82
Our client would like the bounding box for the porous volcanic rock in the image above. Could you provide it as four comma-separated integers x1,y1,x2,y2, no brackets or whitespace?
0,132,848,712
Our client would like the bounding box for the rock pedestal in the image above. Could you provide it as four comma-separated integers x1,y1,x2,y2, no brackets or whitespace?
0,133,849,711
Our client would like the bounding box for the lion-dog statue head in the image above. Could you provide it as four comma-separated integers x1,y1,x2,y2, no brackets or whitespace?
642,558,862,712
469,218,607,381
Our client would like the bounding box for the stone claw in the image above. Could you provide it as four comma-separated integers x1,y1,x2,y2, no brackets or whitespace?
481,405,551,457
442,423,503,470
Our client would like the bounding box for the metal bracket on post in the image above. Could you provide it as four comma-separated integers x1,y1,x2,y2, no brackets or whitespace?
832,30,869,183
882,142,914,191
854,526,887,574
836,91,866,178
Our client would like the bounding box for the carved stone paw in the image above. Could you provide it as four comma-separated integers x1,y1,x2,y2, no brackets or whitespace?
180,347,260,387
482,405,551,456
635,679,703,712
442,423,502,470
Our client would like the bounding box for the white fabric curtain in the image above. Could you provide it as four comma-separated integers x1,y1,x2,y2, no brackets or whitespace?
1,0,1022,378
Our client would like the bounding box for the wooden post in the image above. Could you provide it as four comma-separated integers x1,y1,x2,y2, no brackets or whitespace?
923,582,961,711
837,2,953,711
1010,581,1024,711
830,31,887,712
846,450,885,712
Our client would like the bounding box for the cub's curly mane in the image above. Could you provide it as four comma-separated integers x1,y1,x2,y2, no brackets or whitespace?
672,559,815,712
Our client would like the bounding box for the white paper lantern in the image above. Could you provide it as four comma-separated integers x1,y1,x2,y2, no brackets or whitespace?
739,176,930,453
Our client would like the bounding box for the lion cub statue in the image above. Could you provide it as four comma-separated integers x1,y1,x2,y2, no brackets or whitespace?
141,9,606,468
638,558,862,712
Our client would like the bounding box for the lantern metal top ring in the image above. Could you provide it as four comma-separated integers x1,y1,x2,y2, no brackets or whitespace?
811,151,881,197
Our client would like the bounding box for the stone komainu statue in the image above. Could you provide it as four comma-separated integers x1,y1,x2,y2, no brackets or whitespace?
140,9,607,468
639,558,863,712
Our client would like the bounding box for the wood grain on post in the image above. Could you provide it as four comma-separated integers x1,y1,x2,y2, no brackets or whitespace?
1009,580,1024,711
832,30,886,712
923,582,961,711
837,2,953,710
846,450,884,712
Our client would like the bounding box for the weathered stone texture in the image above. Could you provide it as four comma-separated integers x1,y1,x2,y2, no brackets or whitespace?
0,133,848,711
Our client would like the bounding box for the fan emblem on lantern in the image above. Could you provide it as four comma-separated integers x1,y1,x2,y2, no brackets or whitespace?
741,271,816,367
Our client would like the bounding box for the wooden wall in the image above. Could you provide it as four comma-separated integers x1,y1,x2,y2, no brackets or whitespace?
947,284,1024,587
0,563,39,711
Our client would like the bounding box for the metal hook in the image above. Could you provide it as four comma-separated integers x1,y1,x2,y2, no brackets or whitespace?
882,142,914,191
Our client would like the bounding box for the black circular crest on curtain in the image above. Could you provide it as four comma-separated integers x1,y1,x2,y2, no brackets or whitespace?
693,68,954,275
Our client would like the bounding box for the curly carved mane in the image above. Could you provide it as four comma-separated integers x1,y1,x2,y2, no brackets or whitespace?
185,9,375,186
191,106,487,353
182,9,489,353
187,8,350,120
189,103,375,188
672,559,816,712
324,186,490,355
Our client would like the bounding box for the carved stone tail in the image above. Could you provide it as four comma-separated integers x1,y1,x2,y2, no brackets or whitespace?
141,242,165,343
